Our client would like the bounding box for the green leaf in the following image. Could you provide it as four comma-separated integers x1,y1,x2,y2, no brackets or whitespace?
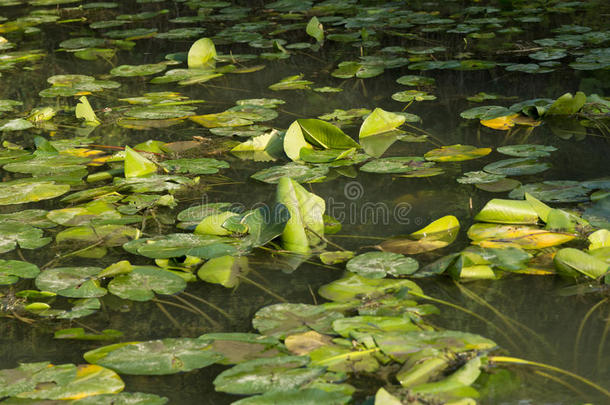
123,233,236,259
108,266,187,301
0,223,51,253
309,345,380,373
160,158,228,175
252,163,328,184
252,303,343,339
306,16,324,43
284,120,314,161
35,267,106,298
0,260,40,285
123,146,157,178
378,216,460,255
84,338,222,375
319,273,423,302
346,252,419,279
297,119,360,150
474,199,540,224
360,157,435,174
276,177,325,253
359,108,406,139
75,96,100,126
484,158,550,176
197,255,248,288
214,356,323,395
188,37,216,68
497,144,557,158
0,362,124,400
424,144,491,162
54,328,123,341
545,92,587,115
198,333,284,365
554,248,609,278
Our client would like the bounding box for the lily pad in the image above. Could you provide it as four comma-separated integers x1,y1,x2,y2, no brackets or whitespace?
252,303,343,338
360,157,435,174
0,222,51,253
84,338,222,375
214,356,324,395
123,233,236,259
424,144,491,162
108,267,187,301
35,267,106,298
160,158,229,175
319,273,423,302
251,163,329,184
346,252,419,278
508,181,590,203
497,144,557,158
0,260,40,285
0,180,70,205
110,63,168,77
483,158,550,176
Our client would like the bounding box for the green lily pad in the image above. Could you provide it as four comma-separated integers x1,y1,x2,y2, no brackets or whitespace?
3,153,89,177
460,106,512,120
360,157,435,174
475,178,521,193
0,118,34,131
214,356,324,395
474,199,539,224
160,158,229,175
318,273,423,302
124,105,197,119
346,252,419,279
457,171,506,184
396,75,435,86
0,222,51,253
0,362,124,400
0,260,40,285
110,63,168,77
508,181,590,203
252,303,343,339
529,49,567,61
123,233,236,259
483,158,550,176
35,267,106,298
424,144,491,162
108,267,187,301
391,90,436,102
309,344,380,373
251,163,329,184
72,392,168,404
497,144,557,158
84,338,222,375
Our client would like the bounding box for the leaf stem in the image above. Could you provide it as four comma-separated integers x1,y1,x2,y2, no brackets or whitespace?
489,355,610,398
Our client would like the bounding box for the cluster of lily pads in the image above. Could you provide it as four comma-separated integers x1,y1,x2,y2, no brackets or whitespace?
1,0,610,403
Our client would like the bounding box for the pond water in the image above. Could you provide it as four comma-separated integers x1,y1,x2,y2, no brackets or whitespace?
0,0,609,404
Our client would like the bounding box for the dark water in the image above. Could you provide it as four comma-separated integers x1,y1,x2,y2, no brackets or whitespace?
1,0,609,403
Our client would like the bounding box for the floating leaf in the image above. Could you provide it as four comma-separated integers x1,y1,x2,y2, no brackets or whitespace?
545,92,587,115
251,163,328,184
108,266,187,301
457,171,506,185
160,158,228,175
319,273,423,302
268,74,313,91
468,223,575,249
35,267,106,298
424,145,491,162
360,157,435,174
84,338,222,375
0,222,51,253
110,63,167,77
0,260,40,285
0,362,124,400
346,252,418,278
392,90,436,102
396,75,435,86
123,233,236,259
378,216,460,254
497,144,557,158
483,158,550,176
509,181,590,203
231,388,350,405
214,356,324,395
252,303,343,338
